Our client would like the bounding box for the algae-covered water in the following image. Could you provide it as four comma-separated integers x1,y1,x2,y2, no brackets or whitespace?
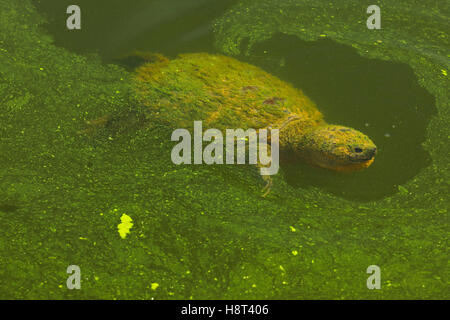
0,0,448,299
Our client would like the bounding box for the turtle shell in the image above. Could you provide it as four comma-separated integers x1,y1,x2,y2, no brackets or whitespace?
133,53,322,131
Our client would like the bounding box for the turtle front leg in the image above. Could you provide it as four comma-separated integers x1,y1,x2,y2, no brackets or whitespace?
260,174,273,197
256,139,279,197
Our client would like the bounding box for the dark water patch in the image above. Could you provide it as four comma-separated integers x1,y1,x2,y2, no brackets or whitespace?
35,0,239,61
245,34,436,201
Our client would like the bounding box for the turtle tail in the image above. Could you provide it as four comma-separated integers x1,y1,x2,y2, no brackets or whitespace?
114,51,169,71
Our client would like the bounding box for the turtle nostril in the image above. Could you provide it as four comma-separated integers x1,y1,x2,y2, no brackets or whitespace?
366,147,377,157
354,147,363,153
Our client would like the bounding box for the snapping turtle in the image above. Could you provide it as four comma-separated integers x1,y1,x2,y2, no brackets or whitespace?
88,52,377,194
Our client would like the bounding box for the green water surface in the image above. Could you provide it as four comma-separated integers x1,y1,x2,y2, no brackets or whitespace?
0,0,448,299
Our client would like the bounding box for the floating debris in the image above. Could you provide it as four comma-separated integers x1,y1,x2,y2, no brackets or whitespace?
117,213,133,239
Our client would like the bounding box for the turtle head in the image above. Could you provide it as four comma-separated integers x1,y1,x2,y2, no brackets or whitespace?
298,125,377,172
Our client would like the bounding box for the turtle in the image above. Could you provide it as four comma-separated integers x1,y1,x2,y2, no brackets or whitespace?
86,52,377,195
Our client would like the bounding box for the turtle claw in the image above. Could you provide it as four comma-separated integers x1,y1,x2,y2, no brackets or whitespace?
261,176,273,197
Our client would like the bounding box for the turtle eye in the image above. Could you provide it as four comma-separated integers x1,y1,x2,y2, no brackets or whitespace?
354,147,363,153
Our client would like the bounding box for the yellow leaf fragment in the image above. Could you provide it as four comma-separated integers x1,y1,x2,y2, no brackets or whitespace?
118,214,133,239
151,283,159,290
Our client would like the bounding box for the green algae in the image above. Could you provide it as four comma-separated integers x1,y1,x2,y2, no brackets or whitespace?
0,0,448,299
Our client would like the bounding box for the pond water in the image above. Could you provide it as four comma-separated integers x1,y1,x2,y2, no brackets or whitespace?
35,0,437,201
1,0,447,300
35,0,238,59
